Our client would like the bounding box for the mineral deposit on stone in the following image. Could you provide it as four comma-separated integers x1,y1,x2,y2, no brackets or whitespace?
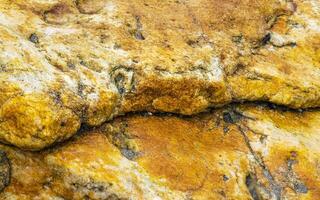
0,0,318,149
0,104,320,199
0,0,319,199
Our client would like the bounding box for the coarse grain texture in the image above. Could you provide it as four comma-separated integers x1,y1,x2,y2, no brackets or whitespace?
0,0,318,149
0,104,319,199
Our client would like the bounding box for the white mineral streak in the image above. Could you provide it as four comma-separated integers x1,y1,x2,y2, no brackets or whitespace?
43,27,79,36
208,57,224,82
247,119,320,154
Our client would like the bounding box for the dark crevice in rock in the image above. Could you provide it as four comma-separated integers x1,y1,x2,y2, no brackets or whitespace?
235,101,308,113
10,100,316,154
83,101,312,160
0,150,10,192
114,73,126,95
223,110,243,124
238,125,282,200
245,173,261,200
110,66,135,96
102,122,140,161
222,106,256,124
121,109,204,123
260,33,271,46
285,152,308,194
265,101,309,113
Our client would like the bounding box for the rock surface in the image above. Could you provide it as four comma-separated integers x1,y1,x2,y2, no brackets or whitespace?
0,104,319,199
0,0,318,149
0,1,319,198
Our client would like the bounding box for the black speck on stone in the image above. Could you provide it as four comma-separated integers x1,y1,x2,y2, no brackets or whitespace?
0,64,7,72
223,126,230,134
67,62,76,69
60,121,66,127
80,60,88,67
261,33,271,45
223,175,229,181
135,31,145,40
118,87,125,94
232,35,243,43
186,39,198,47
29,33,39,44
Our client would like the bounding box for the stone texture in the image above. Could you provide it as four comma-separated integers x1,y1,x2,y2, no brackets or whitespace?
0,104,319,199
0,0,318,149
0,1,319,199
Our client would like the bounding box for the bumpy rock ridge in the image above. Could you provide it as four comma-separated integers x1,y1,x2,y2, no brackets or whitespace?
0,0,319,149
0,104,320,199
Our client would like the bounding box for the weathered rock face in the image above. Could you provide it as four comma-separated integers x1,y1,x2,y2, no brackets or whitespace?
0,0,318,149
0,0,319,199
0,104,319,199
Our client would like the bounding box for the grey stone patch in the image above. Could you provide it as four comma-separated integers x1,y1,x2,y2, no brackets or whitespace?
120,148,139,161
29,33,39,44
0,150,11,192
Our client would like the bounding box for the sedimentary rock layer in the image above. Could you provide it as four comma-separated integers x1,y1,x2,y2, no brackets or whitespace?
0,0,319,149
0,104,319,199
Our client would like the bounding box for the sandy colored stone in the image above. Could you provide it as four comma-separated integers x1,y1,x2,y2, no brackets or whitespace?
0,104,319,199
0,94,81,149
0,0,319,149
0,1,319,199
